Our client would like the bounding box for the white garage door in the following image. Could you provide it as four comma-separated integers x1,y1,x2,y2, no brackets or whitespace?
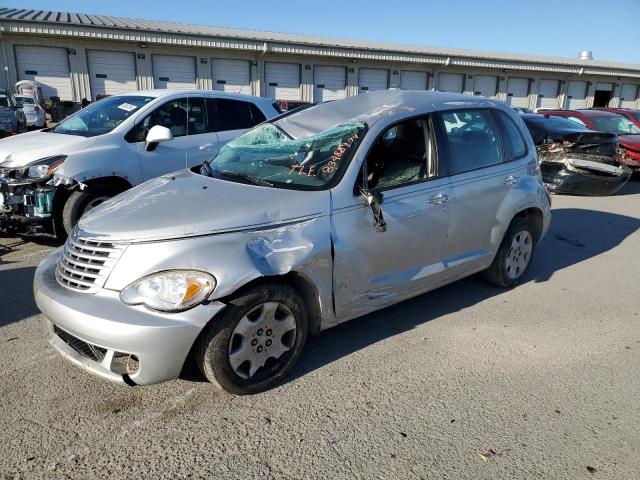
565,81,588,109
506,77,529,108
596,82,613,92
473,75,498,98
15,45,72,100
359,68,388,92
87,50,137,100
314,66,346,102
536,79,560,109
400,71,428,90
620,84,639,109
212,59,251,95
438,73,464,93
153,55,196,90
265,62,301,101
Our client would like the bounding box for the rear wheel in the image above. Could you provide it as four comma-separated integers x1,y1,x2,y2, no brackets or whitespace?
197,283,308,395
483,217,536,288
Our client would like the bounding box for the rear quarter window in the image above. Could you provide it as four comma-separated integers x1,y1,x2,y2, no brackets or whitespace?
494,110,528,160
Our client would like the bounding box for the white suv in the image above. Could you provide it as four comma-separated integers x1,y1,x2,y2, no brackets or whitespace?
0,90,280,238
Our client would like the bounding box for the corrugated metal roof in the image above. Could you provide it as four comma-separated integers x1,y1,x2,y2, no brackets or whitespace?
1,6,639,73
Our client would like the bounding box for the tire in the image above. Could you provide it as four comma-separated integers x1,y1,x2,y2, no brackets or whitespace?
482,217,536,288
58,189,115,239
197,283,308,395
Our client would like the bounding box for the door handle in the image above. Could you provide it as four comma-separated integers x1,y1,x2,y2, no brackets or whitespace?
428,193,449,205
199,143,217,151
504,175,519,185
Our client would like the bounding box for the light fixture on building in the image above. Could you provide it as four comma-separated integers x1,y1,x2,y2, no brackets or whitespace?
67,48,76,55
200,58,207,64
139,43,148,48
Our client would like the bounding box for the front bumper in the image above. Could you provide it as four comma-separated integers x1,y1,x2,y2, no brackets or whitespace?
34,249,226,385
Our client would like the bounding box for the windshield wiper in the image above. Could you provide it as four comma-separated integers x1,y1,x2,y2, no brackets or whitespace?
217,170,273,187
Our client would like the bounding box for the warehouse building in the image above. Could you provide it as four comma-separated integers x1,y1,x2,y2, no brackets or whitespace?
1,7,639,112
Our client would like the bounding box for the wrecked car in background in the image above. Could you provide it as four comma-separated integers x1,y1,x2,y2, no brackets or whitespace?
522,114,631,196
0,90,279,238
539,108,640,173
34,90,551,394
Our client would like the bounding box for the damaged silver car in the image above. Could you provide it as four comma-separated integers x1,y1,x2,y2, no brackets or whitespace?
34,90,551,394
522,114,631,196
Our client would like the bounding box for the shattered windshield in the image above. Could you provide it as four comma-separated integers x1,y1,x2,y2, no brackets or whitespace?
205,121,365,189
52,95,154,137
589,116,640,135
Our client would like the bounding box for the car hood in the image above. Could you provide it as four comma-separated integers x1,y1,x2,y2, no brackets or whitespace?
78,170,331,243
0,130,97,168
619,135,640,152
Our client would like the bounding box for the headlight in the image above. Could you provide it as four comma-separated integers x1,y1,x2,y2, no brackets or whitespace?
120,270,216,312
26,155,67,180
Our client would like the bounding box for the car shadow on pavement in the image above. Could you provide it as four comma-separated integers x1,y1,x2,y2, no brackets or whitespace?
613,178,640,196
286,207,640,384
0,266,38,327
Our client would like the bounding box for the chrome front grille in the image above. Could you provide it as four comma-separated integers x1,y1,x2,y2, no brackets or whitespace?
55,231,125,293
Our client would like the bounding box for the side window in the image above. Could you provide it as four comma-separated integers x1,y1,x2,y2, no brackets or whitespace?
129,97,207,142
365,117,437,190
494,110,527,160
441,109,503,174
567,116,587,127
212,99,264,132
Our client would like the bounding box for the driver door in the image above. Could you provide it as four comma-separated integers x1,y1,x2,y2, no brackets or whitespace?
331,116,451,321
131,97,219,181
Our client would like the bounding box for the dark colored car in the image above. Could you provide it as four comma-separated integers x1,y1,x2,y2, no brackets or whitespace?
540,109,640,171
522,114,631,196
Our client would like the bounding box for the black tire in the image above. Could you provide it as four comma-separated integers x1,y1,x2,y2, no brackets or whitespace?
58,189,114,239
197,283,308,395
482,217,536,288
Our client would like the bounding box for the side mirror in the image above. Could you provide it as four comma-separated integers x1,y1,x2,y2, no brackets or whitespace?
359,188,387,232
145,125,173,152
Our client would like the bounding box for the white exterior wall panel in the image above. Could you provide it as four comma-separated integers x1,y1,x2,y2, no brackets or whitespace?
153,55,196,89
438,73,464,93
212,59,251,95
87,50,137,99
15,45,72,100
265,62,301,100
473,75,498,98
314,65,347,102
358,68,389,92
536,79,560,109
506,77,529,107
620,83,639,109
400,70,428,90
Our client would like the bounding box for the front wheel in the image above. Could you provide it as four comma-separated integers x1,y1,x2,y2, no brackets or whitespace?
56,189,114,239
197,284,308,395
483,217,536,288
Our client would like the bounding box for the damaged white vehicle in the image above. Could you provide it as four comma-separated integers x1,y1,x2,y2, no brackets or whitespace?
34,90,551,394
0,90,279,238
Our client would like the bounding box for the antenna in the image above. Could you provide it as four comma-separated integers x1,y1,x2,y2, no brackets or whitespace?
185,90,189,171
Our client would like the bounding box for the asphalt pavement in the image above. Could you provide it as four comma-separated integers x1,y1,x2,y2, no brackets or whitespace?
1,181,639,479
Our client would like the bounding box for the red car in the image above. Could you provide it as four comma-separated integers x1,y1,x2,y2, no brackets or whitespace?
540,109,640,171
599,108,640,129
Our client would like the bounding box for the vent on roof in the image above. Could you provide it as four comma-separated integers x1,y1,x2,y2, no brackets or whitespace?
579,51,593,60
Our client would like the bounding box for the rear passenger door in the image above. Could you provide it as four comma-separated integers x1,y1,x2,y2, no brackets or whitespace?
207,98,267,149
436,108,525,280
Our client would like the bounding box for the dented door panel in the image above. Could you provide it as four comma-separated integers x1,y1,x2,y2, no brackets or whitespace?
331,177,451,322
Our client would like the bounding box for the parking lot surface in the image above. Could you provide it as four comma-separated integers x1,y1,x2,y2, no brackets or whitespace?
1,182,639,480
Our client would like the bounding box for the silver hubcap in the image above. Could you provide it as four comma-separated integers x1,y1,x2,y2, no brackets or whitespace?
83,196,111,215
228,302,297,380
505,230,533,280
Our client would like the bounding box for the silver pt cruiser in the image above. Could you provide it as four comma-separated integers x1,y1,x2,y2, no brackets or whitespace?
34,90,551,394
